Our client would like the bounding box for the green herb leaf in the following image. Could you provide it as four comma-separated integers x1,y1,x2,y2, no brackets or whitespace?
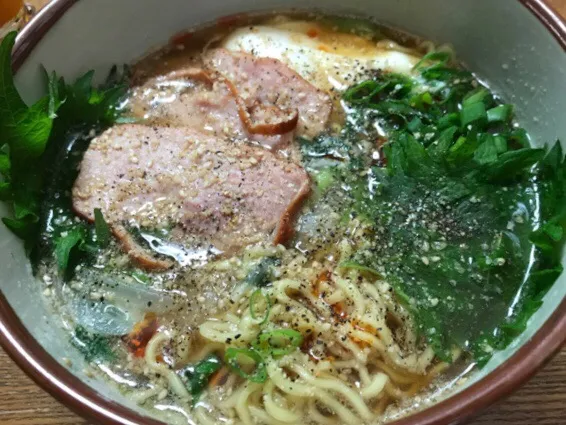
72,325,115,362
1,216,38,241
487,104,513,123
0,33,54,160
413,51,451,73
483,148,545,182
182,355,223,402
0,31,127,257
474,134,499,165
462,88,492,107
54,226,87,271
94,208,111,247
244,257,280,287
460,101,487,128
0,151,10,175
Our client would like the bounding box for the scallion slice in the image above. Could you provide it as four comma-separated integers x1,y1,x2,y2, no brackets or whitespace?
225,348,267,383
437,112,460,130
413,51,451,72
460,101,487,128
487,104,513,123
253,329,303,358
463,88,490,107
338,261,382,278
250,289,271,325
494,135,508,153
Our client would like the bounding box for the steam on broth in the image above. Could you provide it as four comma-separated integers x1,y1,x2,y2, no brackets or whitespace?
1,11,565,425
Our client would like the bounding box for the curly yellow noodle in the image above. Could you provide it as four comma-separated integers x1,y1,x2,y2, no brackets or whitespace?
144,332,190,399
307,399,340,425
263,381,303,423
195,405,229,425
360,373,388,399
290,360,373,420
235,382,263,425
150,264,444,424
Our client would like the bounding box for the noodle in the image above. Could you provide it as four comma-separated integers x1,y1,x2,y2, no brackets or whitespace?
194,267,435,424
145,332,190,400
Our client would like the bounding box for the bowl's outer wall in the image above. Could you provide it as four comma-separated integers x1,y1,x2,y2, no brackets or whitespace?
1,0,565,424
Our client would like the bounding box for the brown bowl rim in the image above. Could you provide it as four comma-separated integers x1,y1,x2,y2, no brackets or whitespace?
1,0,566,424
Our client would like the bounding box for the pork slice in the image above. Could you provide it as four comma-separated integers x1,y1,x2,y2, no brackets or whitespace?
205,48,332,139
72,124,310,268
129,69,295,150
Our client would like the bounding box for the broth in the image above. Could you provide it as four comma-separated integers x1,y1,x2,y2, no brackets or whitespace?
13,11,559,425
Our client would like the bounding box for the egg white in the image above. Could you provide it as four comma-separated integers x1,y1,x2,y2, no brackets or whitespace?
221,21,422,94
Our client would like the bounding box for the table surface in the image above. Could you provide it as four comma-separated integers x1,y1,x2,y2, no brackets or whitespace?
2,0,566,424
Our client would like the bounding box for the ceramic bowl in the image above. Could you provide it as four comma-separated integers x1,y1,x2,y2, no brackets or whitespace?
1,0,566,424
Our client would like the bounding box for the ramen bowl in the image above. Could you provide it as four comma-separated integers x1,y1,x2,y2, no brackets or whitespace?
1,0,566,424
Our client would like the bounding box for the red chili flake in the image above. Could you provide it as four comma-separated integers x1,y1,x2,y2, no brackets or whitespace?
307,28,319,38
122,312,158,358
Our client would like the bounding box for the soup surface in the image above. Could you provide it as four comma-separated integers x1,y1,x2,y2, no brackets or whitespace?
1,12,564,425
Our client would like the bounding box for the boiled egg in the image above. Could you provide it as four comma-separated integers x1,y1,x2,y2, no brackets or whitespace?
221,21,422,94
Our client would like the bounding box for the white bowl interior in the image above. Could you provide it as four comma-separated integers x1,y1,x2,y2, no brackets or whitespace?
2,0,565,422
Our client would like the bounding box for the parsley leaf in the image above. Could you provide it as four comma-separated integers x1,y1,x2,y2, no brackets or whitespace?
0,33,53,160
94,208,111,248
54,225,88,271
0,31,127,262
244,257,280,287
181,355,223,403
72,326,116,362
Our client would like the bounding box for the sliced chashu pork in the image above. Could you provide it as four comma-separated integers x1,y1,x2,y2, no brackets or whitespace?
73,124,310,269
129,49,332,151
130,69,295,150
205,48,332,139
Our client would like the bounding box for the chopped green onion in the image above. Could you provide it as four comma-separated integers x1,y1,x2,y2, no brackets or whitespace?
460,101,487,128
428,126,458,158
437,112,460,130
250,289,271,325
338,261,382,278
314,169,335,192
225,348,267,383
487,104,513,123
421,92,433,105
407,117,423,132
253,329,303,357
474,134,499,165
94,208,110,247
413,51,451,72
343,75,413,104
132,271,150,284
446,136,470,164
342,80,383,103
463,88,490,107
410,91,433,109
508,128,530,148
494,135,508,153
